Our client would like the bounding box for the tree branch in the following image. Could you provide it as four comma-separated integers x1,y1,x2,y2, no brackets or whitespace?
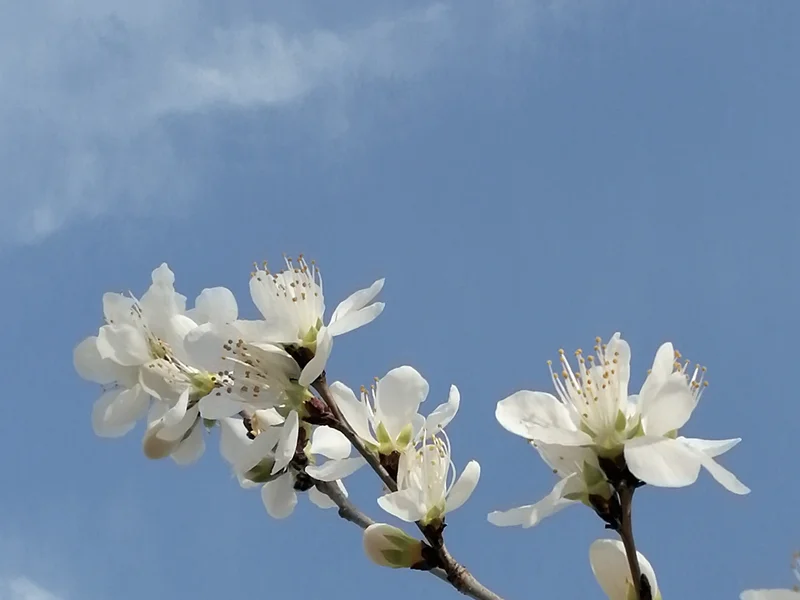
313,480,451,586
313,376,505,600
616,485,652,600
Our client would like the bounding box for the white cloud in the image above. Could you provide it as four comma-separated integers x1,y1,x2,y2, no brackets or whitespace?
1,577,62,600
0,1,457,244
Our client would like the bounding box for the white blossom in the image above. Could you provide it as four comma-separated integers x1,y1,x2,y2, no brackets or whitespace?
331,366,460,455
488,442,607,529
249,256,385,386
495,332,748,494
378,429,480,525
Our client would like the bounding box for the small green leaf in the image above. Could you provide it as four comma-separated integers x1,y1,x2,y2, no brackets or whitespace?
615,409,628,432
385,533,415,548
376,422,394,454
395,424,414,450
380,549,408,567
582,461,606,487
564,491,587,502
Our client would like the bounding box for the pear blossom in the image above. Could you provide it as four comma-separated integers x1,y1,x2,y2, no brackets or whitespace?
330,366,460,455
185,325,306,420
590,539,661,600
378,429,480,526
495,332,748,494
363,524,426,569
218,413,355,519
74,264,245,465
75,265,216,436
249,256,385,387
488,442,608,529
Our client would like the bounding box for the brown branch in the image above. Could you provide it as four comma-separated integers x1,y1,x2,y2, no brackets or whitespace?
616,485,652,600
313,480,451,587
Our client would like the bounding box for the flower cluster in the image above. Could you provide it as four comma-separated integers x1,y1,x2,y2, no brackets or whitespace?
74,258,386,518
74,260,760,600
489,332,748,530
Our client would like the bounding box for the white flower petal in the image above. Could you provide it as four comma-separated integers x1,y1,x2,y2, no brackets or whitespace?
536,443,599,479
624,436,702,488
182,323,230,373
639,342,675,405
695,451,750,495
261,473,298,519
97,324,150,366
92,386,148,435
679,436,741,457
306,457,366,481
309,426,352,460
219,417,250,466
272,410,299,474
171,425,206,465
193,287,238,325
198,395,243,420
308,485,337,509
606,333,631,401
102,293,135,324
377,489,425,523
330,278,385,323
159,389,190,431
74,337,125,384
327,302,385,337
488,474,578,528
157,408,198,448
330,381,377,445
445,460,480,513
298,328,333,387
425,385,460,432
590,539,659,600
641,373,697,436
375,366,429,440
495,391,591,445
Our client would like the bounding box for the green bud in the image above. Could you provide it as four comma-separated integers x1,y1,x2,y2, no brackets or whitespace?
583,461,606,488
363,524,425,569
614,409,628,432
245,458,280,483
395,423,414,450
376,422,394,454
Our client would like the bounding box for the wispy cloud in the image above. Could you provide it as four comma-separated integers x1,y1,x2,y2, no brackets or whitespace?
0,1,456,244
1,577,62,600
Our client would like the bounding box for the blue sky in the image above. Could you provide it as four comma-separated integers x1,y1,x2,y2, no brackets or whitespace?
1,1,799,598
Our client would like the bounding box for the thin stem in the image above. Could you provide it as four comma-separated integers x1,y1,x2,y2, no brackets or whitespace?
314,480,451,586
616,486,651,600
313,376,505,600
315,480,375,529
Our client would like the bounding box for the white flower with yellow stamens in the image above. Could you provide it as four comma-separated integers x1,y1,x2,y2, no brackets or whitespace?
249,255,385,387
377,428,480,526
495,332,748,494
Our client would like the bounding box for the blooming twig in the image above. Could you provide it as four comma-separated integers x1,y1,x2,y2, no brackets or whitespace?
314,480,453,586
313,375,505,600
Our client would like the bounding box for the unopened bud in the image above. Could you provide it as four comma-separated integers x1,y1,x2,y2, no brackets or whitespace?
363,524,424,569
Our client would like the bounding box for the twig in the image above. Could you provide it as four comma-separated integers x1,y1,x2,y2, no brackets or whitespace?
616,485,651,600
315,480,375,529
313,376,505,600
314,480,451,586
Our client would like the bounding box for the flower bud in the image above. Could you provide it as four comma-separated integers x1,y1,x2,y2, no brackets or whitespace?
363,524,424,569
